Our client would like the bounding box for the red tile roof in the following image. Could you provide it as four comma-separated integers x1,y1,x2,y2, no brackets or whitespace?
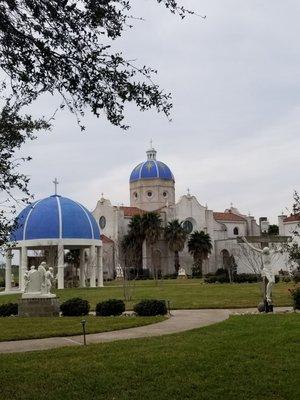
101,234,114,244
120,206,145,217
283,214,300,223
213,212,246,222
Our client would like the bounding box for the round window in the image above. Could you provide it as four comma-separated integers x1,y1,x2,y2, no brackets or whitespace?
183,220,193,234
163,191,168,198
133,192,138,199
99,216,106,229
147,191,153,198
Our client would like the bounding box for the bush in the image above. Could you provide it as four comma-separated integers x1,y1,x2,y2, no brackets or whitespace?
60,297,90,316
282,276,292,283
0,302,18,317
163,273,178,280
134,299,168,316
96,299,125,316
233,273,259,283
290,287,300,310
204,274,229,283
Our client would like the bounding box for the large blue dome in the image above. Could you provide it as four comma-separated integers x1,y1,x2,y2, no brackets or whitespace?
11,195,100,242
130,147,174,183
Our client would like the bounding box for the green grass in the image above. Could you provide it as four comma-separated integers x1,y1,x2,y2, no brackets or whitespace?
0,314,299,400
0,315,165,342
0,280,294,309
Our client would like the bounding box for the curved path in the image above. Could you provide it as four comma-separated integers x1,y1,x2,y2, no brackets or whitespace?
0,307,292,354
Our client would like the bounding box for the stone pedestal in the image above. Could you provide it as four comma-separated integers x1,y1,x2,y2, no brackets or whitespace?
18,298,60,317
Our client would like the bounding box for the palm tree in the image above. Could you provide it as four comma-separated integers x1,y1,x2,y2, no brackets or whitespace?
141,212,162,279
164,219,187,272
188,231,212,277
141,212,162,246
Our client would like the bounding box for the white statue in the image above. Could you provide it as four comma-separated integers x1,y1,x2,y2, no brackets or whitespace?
178,267,187,279
115,264,124,279
22,262,56,299
241,237,278,303
45,267,55,294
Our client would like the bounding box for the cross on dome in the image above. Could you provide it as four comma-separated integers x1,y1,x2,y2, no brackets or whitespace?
146,141,157,160
53,178,59,195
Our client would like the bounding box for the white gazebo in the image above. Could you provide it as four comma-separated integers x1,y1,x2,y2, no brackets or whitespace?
3,193,103,293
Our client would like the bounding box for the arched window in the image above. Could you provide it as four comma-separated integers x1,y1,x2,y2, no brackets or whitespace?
233,227,239,235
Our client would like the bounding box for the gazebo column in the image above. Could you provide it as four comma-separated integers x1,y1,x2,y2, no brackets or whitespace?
48,247,56,267
79,248,86,288
20,246,28,291
5,249,12,292
97,246,104,287
89,245,96,288
57,244,65,290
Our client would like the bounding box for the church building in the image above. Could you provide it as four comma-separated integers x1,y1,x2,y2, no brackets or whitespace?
92,145,263,278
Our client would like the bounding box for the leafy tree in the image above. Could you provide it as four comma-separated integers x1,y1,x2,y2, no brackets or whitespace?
0,101,50,246
268,224,279,235
188,230,212,277
0,0,197,245
164,219,187,272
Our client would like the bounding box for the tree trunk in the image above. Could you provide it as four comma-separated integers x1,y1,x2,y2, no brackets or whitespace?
174,251,180,273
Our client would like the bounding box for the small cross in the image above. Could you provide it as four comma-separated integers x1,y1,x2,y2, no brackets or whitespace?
187,188,190,196
101,192,104,198
230,202,233,208
150,139,153,149
53,178,59,195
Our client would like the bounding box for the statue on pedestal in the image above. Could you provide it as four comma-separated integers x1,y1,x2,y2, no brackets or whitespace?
178,267,187,279
115,264,124,280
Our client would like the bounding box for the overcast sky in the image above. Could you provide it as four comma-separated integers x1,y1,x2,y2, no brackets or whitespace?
15,0,300,223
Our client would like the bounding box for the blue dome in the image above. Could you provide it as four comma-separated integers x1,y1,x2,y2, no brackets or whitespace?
11,195,100,242
130,147,174,183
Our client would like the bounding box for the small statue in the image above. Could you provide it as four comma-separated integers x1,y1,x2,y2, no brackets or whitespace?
45,267,55,294
38,262,47,294
115,264,124,279
178,267,187,279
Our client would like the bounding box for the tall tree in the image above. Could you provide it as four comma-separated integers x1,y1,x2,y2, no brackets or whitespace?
188,230,212,277
164,219,187,272
142,212,163,279
0,0,198,245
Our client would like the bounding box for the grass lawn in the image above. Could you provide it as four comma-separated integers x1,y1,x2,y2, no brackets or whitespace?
0,314,299,400
0,280,294,310
0,315,165,342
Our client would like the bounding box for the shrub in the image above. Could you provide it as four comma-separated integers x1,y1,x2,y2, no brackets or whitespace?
96,299,125,316
134,299,168,316
233,273,259,283
163,273,178,280
290,287,300,310
0,302,18,317
60,297,90,316
282,276,292,283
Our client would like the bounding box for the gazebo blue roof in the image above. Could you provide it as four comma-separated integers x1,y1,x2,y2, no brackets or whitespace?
11,195,100,242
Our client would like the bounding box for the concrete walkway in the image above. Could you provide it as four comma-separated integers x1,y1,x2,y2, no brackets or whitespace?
0,307,293,354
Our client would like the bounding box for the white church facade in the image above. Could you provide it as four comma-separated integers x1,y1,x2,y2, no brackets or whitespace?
92,145,274,278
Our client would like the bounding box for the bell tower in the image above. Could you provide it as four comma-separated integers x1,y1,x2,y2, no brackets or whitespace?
129,145,175,212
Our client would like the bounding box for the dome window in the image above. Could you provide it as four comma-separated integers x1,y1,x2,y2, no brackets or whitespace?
133,192,138,199
147,191,153,198
233,227,239,235
163,191,168,198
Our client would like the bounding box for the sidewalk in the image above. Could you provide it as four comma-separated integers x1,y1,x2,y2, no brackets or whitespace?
0,307,293,354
